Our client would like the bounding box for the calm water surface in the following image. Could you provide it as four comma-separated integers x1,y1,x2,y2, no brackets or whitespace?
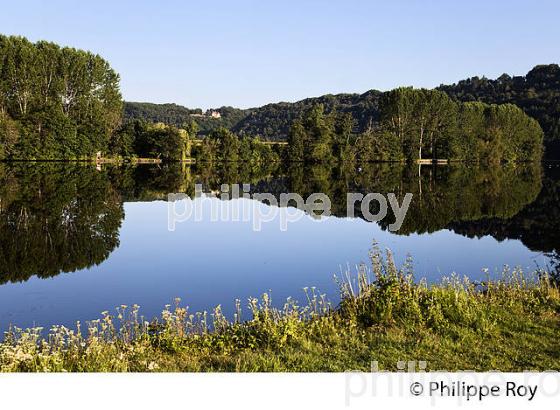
0,162,558,331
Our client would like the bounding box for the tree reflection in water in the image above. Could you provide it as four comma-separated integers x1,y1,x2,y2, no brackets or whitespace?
0,161,558,284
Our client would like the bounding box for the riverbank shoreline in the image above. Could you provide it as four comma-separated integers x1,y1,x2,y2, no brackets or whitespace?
1,250,558,372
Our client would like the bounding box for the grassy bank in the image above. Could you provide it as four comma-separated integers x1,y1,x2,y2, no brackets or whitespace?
1,248,559,372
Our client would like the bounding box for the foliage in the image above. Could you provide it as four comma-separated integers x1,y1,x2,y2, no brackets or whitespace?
380,88,458,160
285,91,543,163
120,65,559,159
439,64,560,157
131,122,191,161
189,65,559,159
379,88,543,162
0,35,123,159
192,127,281,164
233,90,381,140
286,105,356,163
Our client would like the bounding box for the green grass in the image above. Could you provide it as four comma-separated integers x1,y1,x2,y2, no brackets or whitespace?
1,246,559,372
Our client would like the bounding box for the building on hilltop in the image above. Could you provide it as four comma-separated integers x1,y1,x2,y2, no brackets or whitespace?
206,110,221,119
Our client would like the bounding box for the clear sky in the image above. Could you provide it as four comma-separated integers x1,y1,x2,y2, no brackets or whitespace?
1,0,558,109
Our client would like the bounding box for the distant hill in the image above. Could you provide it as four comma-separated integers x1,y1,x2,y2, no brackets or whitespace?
123,102,251,135
124,64,560,157
232,90,382,140
234,65,560,154
124,102,198,125
124,92,382,140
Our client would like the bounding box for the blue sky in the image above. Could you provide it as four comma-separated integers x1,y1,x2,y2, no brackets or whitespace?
1,0,559,108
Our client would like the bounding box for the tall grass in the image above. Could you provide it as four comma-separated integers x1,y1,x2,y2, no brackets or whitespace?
1,245,559,372
338,246,559,333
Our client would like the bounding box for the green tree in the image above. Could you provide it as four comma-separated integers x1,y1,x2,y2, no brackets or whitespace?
287,119,305,161
239,137,252,162
0,34,123,159
210,127,240,162
134,123,186,161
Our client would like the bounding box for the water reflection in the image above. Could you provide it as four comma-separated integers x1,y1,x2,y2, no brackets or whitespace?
0,164,123,284
0,161,558,286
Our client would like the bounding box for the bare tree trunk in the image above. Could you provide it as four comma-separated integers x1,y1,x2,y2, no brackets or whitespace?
418,163,422,198
418,125,424,160
429,131,434,160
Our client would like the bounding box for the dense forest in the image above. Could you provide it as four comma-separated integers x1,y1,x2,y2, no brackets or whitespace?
125,89,543,164
124,102,202,125
439,64,560,157
123,65,559,158
286,90,543,163
0,35,123,160
113,119,282,163
192,128,281,164
244,65,559,158
113,120,193,161
233,91,382,139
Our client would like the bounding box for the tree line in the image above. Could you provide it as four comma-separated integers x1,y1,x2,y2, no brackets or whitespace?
0,35,551,162
192,127,281,164
287,88,543,163
0,35,122,160
168,65,557,158
113,118,282,164
439,64,560,157
0,35,277,162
